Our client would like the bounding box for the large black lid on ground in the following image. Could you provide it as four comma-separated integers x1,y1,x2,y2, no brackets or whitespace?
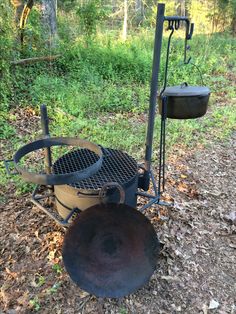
62,203,159,298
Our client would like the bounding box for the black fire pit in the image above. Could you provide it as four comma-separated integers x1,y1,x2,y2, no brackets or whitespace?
53,147,138,219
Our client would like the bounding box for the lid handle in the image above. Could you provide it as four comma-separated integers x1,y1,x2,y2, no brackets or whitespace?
180,82,188,88
99,182,125,204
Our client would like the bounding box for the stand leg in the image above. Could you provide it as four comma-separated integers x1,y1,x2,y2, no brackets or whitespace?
158,96,167,199
162,97,167,193
40,104,52,174
138,97,173,212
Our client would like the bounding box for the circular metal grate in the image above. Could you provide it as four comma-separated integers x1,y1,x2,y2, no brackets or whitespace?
53,148,137,190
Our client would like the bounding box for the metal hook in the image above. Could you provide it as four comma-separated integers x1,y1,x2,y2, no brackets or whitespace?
175,20,180,30
160,26,174,96
167,20,174,31
184,22,194,64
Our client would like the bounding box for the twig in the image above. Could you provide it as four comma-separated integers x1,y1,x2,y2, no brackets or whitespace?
11,55,60,66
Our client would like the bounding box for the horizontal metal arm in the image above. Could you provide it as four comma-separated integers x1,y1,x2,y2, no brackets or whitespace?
164,16,189,22
164,16,194,39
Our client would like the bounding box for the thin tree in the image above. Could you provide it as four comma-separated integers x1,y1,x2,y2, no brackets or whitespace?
229,0,236,34
11,0,25,25
122,0,128,40
41,0,57,47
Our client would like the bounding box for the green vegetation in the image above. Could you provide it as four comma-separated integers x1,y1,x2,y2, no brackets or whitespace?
0,2,14,110
0,1,236,195
35,275,46,287
52,263,63,274
12,31,235,153
119,307,128,314
46,282,62,294
29,296,41,311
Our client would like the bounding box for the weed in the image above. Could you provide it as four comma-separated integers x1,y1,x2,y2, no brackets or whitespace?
52,263,63,274
29,297,41,311
0,118,16,139
47,281,62,294
119,307,128,314
14,179,33,195
36,275,46,287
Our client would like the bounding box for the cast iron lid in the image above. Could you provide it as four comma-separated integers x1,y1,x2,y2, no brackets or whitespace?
161,83,210,97
62,203,159,298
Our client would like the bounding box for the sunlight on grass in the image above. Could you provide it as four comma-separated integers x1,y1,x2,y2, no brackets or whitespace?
1,31,235,194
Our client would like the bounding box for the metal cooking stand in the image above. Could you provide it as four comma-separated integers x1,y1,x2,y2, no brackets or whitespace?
138,3,194,211
24,4,195,223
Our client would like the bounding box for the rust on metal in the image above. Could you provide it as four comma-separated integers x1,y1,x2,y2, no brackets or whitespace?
62,203,159,298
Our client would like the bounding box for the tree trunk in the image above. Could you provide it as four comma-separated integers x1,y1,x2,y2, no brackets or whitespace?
232,15,236,36
11,0,25,25
185,0,190,17
135,0,144,26
11,0,34,47
41,0,57,47
122,0,128,41
175,0,185,16
212,0,217,33
229,0,236,36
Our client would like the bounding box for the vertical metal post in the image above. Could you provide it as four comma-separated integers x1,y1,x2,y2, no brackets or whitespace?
143,3,165,189
40,104,52,174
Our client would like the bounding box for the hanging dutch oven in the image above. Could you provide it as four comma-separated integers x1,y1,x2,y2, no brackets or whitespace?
159,82,210,119
158,19,211,120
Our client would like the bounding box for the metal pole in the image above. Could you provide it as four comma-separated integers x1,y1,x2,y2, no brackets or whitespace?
40,104,52,174
143,3,165,188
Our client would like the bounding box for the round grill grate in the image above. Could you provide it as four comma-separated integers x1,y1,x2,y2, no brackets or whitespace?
53,148,137,190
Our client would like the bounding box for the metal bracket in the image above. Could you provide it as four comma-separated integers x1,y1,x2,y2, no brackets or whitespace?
99,182,125,205
164,16,194,65
138,169,150,191
137,168,174,212
31,185,80,227
137,96,174,211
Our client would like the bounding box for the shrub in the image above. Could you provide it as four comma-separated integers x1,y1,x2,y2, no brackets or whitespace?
0,1,14,110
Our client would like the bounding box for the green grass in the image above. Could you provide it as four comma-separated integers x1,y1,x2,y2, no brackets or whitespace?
1,30,236,194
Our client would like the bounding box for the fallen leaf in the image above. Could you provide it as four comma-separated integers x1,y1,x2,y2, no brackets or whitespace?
208,299,220,310
79,290,90,298
161,276,180,282
224,211,236,224
5,268,17,279
202,304,208,314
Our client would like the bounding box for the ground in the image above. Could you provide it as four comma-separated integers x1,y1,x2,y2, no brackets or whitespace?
0,114,235,313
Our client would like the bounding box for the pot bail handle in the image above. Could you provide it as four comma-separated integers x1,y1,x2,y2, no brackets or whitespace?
180,82,188,88
99,182,125,204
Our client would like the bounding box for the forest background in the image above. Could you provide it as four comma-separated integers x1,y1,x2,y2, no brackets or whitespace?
0,0,236,190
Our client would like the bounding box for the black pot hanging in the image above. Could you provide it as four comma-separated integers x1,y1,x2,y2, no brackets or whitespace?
159,82,210,119
158,20,210,120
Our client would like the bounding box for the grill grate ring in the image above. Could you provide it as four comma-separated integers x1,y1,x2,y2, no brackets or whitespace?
53,148,137,191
